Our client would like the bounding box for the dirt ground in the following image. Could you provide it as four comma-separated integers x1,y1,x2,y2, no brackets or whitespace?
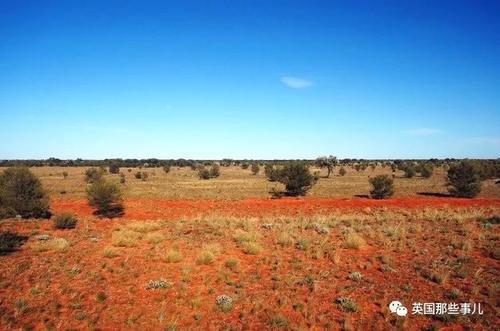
1,199,499,330
0,166,499,330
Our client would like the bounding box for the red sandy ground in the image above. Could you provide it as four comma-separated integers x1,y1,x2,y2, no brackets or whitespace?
1,198,499,330
51,197,500,220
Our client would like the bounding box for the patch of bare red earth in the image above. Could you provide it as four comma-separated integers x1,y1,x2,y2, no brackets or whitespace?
51,197,500,220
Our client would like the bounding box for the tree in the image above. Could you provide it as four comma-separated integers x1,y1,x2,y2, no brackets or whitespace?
0,167,50,219
369,175,394,199
276,162,318,196
251,163,260,175
265,164,280,182
86,179,124,217
447,160,481,198
315,156,338,178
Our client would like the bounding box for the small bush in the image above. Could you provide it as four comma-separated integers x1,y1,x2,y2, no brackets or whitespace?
86,179,124,217
52,212,78,229
345,233,365,249
62,171,68,179
109,164,120,174
403,165,416,178
196,250,215,264
418,163,434,178
251,163,260,175
33,238,69,252
276,162,318,196
336,297,358,312
163,165,171,174
339,167,347,176
264,164,280,182
0,231,28,255
165,249,183,263
369,175,394,199
135,171,148,181
103,246,119,258
198,167,211,180
241,163,249,170
0,167,50,219
209,164,220,178
84,167,104,183
447,160,482,198
119,173,126,184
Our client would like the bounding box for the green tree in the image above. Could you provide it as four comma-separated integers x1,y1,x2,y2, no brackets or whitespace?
0,167,50,219
369,175,394,199
315,155,338,178
447,160,481,198
277,163,318,196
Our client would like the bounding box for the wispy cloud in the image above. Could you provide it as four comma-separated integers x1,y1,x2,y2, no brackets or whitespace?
280,76,312,89
403,128,442,136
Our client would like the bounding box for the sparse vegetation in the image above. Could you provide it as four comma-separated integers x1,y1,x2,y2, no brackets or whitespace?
369,175,394,199
447,160,482,198
86,179,124,217
0,167,50,219
275,162,318,196
52,212,78,229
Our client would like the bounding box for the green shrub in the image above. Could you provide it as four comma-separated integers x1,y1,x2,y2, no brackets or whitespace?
264,164,280,182
447,160,481,198
419,163,434,178
86,179,124,217
84,167,104,183
0,167,50,219
53,212,78,229
198,167,211,180
403,165,416,178
276,162,318,196
369,175,394,199
339,167,347,176
0,231,28,255
209,164,220,178
109,164,120,174
251,163,260,175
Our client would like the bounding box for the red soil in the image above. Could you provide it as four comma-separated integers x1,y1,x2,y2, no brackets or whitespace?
52,197,500,220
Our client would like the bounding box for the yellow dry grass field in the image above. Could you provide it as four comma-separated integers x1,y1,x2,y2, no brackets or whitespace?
7,165,500,200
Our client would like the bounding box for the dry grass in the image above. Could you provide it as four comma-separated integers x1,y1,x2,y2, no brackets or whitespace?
111,230,142,247
103,246,120,258
165,249,183,263
32,238,69,252
15,165,500,200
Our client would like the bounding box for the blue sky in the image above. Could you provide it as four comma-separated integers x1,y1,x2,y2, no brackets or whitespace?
1,0,499,159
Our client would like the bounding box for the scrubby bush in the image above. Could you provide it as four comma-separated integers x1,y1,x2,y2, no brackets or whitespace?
0,231,28,255
447,160,481,198
62,171,68,179
86,179,124,217
109,164,120,174
53,212,78,229
339,167,347,176
276,162,318,196
163,165,171,174
0,167,50,219
265,164,280,182
84,167,104,183
135,171,148,181
403,165,416,178
198,167,211,179
418,163,434,178
119,172,126,184
209,164,220,178
241,163,249,170
251,163,260,175
369,175,394,199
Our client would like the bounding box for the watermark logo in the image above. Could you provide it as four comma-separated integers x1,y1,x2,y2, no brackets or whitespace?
390,300,484,317
389,301,408,317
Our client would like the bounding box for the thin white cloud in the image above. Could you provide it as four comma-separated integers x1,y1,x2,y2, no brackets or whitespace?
403,128,442,136
280,76,312,89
